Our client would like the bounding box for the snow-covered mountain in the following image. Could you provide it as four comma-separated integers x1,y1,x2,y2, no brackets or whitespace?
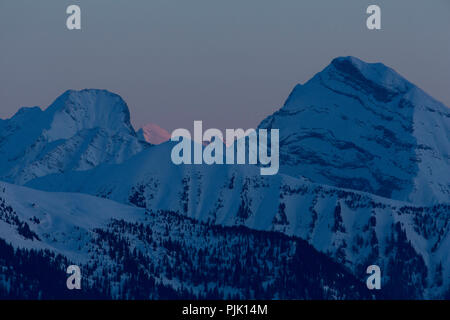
0,181,372,299
137,123,171,145
27,141,450,298
259,56,450,205
1,56,449,299
0,89,148,184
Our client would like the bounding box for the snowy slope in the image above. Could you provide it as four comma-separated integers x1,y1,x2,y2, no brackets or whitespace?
27,141,450,298
258,56,450,204
0,89,148,184
0,181,145,263
0,181,373,300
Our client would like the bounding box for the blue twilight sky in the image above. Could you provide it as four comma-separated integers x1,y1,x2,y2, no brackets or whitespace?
0,0,449,132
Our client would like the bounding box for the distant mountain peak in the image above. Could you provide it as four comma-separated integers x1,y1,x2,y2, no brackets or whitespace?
137,123,171,145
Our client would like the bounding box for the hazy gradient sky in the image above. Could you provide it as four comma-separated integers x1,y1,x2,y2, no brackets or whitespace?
1,0,449,132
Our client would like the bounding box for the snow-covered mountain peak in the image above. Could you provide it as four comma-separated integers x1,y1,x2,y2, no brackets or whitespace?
45,89,135,141
329,56,412,94
0,89,148,184
284,56,413,111
260,56,450,204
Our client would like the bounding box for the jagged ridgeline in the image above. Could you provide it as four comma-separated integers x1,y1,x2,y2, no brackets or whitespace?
0,189,372,299
1,56,449,299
